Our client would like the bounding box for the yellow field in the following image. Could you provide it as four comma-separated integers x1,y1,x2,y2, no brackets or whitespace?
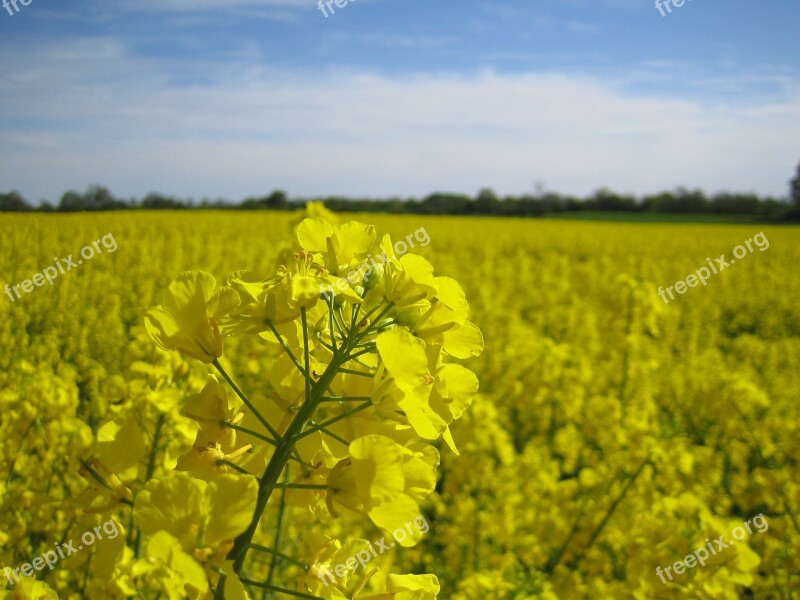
1,210,798,599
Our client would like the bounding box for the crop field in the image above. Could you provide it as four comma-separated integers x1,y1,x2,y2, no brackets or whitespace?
0,209,798,599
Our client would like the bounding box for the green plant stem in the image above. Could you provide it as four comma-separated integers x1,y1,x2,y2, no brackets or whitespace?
294,401,373,441
273,483,329,490
328,297,338,352
318,396,372,403
302,309,311,405
5,418,40,483
239,579,321,599
217,459,251,476
213,359,281,441
350,301,361,331
345,347,375,362
145,414,166,481
354,302,395,341
317,427,349,446
354,301,389,333
227,311,378,574
265,466,290,596
338,368,373,378
332,307,349,338
268,321,307,378
248,544,309,570
136,413,166,557
221,421,278,446
79,459,133,508
226,301,391,577
566,455,650,569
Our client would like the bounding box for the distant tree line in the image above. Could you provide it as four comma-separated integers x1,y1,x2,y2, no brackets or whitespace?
3,162,800,220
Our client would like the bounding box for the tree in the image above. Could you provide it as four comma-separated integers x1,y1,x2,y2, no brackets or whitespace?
142,192,185,209
238,190,289,210
791,161,800,205
58,185,125,211
59,190,89,212
264,190,288,209
474,188,500,214
588,187,637,212
0,191,31,212
419,193,472,215
84,185,125,210
709,193,760,215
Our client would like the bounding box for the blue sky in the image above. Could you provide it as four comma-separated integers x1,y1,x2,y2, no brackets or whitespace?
1,0,799,204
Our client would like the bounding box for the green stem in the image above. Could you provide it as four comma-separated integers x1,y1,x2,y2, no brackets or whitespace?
227,321,363,574
145,414,166,481
350,301,361,331
79,459,132,507
567,455,650,568
136,413,166,557
354,302,395,342
239,579,322,599
273,483,329,490
249,544,309,570
295,401,373,441
213,359,282,441
213,577,226,600
222,421,278,446
328,297,338,352
301,309,311,405
346,347,374,361
544,503,586,574
338,368,373,378
217,459,252,476
332,307,349,338
268,321,307,378
318,396,373,403
266,466,290,595
219,359,309,471
5,418,40,483
317,426,349,446
354,301,389,333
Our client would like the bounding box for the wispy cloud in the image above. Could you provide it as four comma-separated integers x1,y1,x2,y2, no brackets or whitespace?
98,0,310,11
1,36,798,202
3,1,800,202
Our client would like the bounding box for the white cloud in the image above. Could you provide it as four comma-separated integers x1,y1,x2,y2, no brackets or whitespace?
1,37,799,202
99,0,310,11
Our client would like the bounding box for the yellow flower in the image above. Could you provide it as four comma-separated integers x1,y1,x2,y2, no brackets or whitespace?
145,531,210,597
134,472,258,558
380,238,438,309
225,254,331,339
373,329,444,441
327,435,435,545
145,270,239,363
356,573,440,600
180,380,241,444
297,219,376,277
0,576,58,599
405,277,484,359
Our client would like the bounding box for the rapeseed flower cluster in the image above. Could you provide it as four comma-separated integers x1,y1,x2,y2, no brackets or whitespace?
1,210,797,599
59,212,482,598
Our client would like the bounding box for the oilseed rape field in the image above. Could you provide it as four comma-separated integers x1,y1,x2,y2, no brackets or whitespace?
0,208,798,599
